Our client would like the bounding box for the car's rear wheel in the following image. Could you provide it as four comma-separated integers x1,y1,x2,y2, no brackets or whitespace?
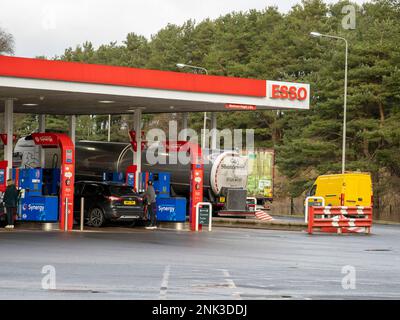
89,208,105,227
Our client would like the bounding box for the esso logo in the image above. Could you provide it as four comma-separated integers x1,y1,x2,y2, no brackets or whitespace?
64,172,73,178
39,136,54,142
270,84,308,101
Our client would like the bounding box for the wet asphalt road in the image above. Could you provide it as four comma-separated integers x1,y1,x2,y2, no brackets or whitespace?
0,224,399,299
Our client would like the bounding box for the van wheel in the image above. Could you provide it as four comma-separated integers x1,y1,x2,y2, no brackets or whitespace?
89,208,105,227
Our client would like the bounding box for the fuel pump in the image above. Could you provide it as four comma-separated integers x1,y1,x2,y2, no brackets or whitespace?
13,133,75,230
14,168,59,221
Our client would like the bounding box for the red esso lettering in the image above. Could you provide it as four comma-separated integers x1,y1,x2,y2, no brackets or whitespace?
297,87,307,101
289,86,297,100
271,84,308,101
271,84,280,99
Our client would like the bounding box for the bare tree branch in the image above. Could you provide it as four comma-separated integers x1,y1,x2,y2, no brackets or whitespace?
0,28,14,54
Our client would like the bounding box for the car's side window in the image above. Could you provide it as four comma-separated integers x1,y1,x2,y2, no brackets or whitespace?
309,184,317,197
82,184,99,197
95,185,105,195
74,183,83,196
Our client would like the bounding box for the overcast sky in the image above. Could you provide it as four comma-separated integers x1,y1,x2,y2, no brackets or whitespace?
1,0,367,58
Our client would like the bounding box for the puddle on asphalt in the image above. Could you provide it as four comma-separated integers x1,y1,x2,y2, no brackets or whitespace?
46,289,104,294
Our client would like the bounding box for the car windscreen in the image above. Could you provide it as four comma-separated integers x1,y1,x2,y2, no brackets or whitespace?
109,185,137,196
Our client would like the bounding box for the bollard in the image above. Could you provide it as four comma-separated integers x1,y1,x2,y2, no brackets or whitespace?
80,197,84,231
64,198,68,232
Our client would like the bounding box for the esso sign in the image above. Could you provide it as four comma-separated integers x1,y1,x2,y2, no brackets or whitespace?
266,81,310,110
270,84,308,101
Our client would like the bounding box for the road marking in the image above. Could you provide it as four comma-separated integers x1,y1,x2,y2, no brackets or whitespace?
219,269,242,300
159,265,170,299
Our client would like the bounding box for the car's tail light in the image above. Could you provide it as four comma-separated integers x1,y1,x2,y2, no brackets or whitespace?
340,193,345,206
371,194,374,206
106,196,122,201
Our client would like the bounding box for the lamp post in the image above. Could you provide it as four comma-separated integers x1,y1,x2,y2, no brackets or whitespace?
108,114,111,142
176,63,209,149
310,32,348,174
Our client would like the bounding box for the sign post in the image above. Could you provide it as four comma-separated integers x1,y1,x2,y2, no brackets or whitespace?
195,202,212,232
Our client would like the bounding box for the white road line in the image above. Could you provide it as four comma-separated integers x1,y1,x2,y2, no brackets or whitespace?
159,265,170,300
219,269,242,300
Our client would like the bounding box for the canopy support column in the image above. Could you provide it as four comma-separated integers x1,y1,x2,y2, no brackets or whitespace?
134,109,142,191
69,115,76,145
4,99,13,176
182,113,189,141
39,115,46,167
211,112,217,150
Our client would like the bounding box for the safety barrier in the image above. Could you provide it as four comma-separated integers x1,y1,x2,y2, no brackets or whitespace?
308,206,373,234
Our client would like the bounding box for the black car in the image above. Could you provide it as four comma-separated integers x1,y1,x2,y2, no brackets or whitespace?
74,181,145,227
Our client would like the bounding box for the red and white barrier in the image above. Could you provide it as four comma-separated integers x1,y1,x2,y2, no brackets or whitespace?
307,206,372,234
255,210,274,221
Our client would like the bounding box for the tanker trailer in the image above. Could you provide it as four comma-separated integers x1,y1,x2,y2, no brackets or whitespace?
14,137,250,213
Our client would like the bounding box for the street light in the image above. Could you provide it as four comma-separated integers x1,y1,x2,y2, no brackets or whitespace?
176,63,208,76
310,32,348,174
310,32,322,38
176,63,209,149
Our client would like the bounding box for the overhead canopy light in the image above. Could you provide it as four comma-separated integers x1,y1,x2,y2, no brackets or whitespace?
22,103,38,106
98,100,115,104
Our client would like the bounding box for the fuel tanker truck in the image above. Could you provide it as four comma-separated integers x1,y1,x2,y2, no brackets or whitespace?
13,136,256,214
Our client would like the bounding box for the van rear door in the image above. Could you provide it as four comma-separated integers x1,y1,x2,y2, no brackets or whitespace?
355,175,372,206
316,175,343,206
344,176,358,205
344,174,372,206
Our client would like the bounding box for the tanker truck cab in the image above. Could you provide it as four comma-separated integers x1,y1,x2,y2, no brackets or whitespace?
308,173,373,207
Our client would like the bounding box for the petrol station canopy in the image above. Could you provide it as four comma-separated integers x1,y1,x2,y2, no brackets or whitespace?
0,56,310,115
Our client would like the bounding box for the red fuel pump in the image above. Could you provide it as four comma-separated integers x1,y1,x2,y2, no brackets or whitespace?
0,161,7,193
163,141,203,231
31,133,75,231
126,164,137,189
0,133,17,193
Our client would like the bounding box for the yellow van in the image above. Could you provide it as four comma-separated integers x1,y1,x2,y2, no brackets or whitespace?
308,173,373,207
